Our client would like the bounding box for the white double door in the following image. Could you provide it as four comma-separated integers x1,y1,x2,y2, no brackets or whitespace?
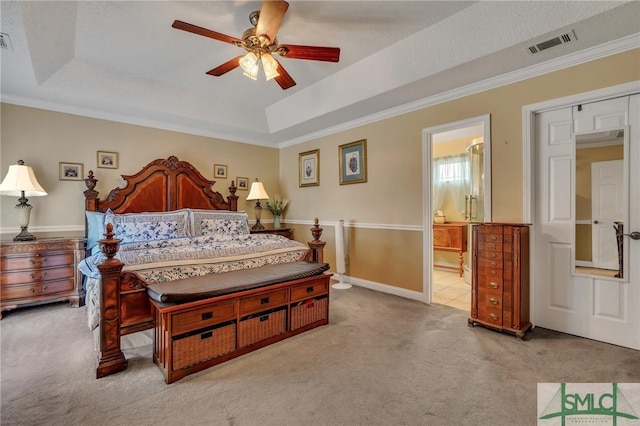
534,94,640,350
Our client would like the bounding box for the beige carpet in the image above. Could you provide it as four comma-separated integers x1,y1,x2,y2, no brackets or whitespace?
1,286,639,426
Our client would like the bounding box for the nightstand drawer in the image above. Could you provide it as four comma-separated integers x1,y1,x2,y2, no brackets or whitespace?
239,289,287,316
1,279,74,300
0,253,73,271
1,266,74,286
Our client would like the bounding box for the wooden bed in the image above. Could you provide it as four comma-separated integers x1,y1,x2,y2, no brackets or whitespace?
83,156,326,378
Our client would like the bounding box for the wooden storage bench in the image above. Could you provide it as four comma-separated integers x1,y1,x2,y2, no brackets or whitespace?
148,262,331,383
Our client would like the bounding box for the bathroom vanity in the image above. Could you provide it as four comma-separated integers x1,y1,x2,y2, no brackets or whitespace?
432,222,468,277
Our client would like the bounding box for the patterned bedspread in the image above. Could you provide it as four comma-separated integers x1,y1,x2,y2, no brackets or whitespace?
80,234,309,331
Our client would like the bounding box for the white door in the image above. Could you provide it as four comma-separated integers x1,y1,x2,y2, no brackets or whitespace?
591,160,623,270
534,95,640,350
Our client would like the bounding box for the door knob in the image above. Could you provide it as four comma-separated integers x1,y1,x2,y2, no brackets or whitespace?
624,231,640,240
593,220,600,224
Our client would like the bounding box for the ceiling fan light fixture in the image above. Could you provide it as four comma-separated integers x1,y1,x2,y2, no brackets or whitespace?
261,53,280,81
239,52,259,80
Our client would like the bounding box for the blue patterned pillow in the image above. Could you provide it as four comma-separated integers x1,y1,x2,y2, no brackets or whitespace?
190,210,249,237
105,209,190,244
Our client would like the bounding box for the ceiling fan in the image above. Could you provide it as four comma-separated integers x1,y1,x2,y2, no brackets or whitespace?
172,0,340,90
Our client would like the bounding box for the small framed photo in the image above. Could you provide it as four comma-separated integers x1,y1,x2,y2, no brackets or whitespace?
214,164,228,179
236,177,249,191
97,151,118,169
59,162,84,181
339,140,367,185
299,149,320,187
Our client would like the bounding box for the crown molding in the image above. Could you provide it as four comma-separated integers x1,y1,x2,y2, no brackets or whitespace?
278,33,640,148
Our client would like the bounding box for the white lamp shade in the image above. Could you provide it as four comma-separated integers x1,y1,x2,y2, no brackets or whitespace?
239,52,259,80
261,53,280,81
246,181,269,200
0,164,47,197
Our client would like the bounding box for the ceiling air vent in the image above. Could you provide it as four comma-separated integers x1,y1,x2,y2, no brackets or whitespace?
527,30,577,54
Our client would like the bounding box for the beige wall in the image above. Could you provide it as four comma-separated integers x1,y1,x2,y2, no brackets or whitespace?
0,105,280,239
280,49,640,292
1,49,638,295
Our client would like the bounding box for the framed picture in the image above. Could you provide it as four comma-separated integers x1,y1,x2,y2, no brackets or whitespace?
299,149,320,187
59,162,84,181
236,177,249,191
339,139,367,185
214,164,227,179
97,151,118,169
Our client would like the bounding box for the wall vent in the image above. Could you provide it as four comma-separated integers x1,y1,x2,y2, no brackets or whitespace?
0,33,13,51
527,30,577,54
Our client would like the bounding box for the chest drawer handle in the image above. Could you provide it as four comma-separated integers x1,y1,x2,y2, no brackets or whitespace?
489,282,499,289
30,285,47,293
491,235,497,241
260,297,270,305
30,271,48,280
490,270,497,275
259,315,269,322
489,313,499,321
201,312,213,320
200,331,213,340
491,253,497,258
30,257,48,265
306,286,315,294
434,235,439,240
491,261,497,267
489,297,499,305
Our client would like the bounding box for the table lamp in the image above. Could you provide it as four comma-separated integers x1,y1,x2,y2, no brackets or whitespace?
246,179,269,231
0,160,48,241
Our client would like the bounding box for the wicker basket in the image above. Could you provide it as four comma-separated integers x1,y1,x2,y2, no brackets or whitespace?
238,308,287,348
291,296,328,330
173,322,236,370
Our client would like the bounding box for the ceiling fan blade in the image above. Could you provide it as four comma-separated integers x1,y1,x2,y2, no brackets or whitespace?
206,56,243,77
256,0,289,43
278,45,340,62
172,20,241,45
273,59,296,90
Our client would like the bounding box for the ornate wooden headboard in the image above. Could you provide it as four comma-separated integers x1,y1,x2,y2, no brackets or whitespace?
83,156,238,213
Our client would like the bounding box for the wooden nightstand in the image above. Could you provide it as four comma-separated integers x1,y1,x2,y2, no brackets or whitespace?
250,226,293,239
0,238,86,318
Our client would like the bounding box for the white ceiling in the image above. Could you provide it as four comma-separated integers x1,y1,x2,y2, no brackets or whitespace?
1,1,639,148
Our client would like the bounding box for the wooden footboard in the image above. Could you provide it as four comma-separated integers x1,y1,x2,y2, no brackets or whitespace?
95,221,326,378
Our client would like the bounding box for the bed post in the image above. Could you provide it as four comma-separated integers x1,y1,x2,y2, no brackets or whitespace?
84,171,98,210
228,181,238,211
308,218,326,263
96,224,128,378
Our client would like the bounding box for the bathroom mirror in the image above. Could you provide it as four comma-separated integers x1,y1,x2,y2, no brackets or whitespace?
573,127,628,281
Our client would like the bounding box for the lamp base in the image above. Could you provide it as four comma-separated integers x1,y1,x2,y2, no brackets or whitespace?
14,227,36,241
251,221,265,231
332,282,352,290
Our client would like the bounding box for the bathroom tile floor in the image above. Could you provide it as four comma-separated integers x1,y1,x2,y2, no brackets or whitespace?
432,269,470,312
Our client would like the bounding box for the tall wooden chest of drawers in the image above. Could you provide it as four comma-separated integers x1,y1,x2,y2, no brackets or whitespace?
0,238,86,318
468,223,531,339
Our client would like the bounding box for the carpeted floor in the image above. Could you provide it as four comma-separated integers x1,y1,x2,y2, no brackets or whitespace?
1,286,639,426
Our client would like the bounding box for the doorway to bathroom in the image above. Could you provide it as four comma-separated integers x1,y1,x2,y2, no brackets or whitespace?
422,115,491,310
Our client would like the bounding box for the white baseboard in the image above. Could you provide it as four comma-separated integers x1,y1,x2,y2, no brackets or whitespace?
345,275,426,303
